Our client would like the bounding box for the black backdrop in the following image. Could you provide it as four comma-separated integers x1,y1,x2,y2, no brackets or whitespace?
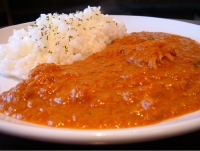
1,0,200,26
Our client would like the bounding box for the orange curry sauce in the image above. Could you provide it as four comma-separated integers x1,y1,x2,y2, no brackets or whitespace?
0,32,200,129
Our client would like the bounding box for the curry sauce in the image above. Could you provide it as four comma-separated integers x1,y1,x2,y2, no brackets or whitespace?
0,32,200,129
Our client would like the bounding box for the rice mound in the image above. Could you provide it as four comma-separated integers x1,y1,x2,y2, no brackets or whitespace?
0,6,127,79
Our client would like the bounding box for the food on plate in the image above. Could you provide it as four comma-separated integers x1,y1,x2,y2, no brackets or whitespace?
0,32,200,129
0,6,126,79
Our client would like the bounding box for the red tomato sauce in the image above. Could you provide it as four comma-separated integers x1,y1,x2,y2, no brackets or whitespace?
0,32,200,129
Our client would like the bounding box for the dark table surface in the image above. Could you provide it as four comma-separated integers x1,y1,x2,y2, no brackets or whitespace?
0,19,200,150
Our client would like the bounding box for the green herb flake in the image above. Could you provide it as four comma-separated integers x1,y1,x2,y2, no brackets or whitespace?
194,60,200,68
148,35,155,40
64,46,68,52
69,35,73,41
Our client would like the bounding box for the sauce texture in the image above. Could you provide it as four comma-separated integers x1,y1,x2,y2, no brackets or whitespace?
0,32,200,129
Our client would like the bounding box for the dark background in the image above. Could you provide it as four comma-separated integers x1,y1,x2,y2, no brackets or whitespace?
1,0,200,27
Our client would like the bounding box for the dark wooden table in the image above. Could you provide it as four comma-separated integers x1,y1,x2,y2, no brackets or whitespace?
0,19,200,150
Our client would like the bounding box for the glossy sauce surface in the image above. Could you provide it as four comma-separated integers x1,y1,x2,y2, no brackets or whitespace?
1,32,200,129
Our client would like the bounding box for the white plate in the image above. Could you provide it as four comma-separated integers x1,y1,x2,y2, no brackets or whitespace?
0,15,200,144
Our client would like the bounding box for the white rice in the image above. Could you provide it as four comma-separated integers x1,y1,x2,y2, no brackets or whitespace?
0,6,126,79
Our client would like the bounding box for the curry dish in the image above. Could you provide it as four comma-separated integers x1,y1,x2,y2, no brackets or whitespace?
0,32,200,129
